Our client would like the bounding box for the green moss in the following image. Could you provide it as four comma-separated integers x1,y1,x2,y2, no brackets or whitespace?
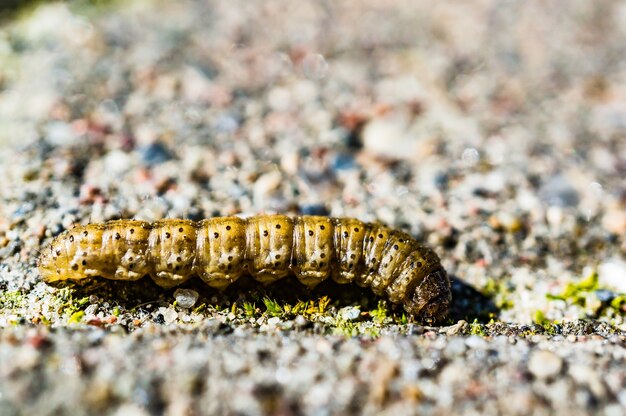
546,271,599,304
532,310,548,325
370,300,390,324
469,319,487,336
542,323,560,335
193,303,207,314
68,310,85,324
318,296,331,314
262,297,285,317
610,295,626,310
563,271,599,298
546,271,626,318
242,302,257,317
0,290,25,309
290,296,330,318
334,319,359,337
363,325,381,338
482,277,514,310
55,287,90,317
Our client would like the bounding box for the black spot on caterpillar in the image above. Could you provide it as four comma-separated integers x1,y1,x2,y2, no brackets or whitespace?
38,215,451,323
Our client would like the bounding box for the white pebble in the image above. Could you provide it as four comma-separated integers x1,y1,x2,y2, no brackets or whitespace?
528,350,562,379
253,170,283,207
465,335,487,349
598,258,626,293
267,86,292,112
46,121,77,146
103,150,133,176
569,364,606,398
362,110,420,160
174,289,199,309
602,208,626,235
158,307,178,325
444,337,467,356
461,147,480,166
267,317,281,327
338,306,361,321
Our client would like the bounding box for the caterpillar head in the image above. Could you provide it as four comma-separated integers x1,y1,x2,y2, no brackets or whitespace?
404,267,451,324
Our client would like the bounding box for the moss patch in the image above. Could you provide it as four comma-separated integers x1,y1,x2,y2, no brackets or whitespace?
546,271,625,318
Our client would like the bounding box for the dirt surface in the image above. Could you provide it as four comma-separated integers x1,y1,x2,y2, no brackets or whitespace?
1,1,626,415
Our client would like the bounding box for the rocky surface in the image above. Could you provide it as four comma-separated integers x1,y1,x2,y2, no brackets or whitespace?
1,1,626,414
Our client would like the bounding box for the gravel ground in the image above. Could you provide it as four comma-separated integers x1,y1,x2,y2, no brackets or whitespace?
1,1,626,415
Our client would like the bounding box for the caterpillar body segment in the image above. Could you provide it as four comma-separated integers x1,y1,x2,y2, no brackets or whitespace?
38,215,451,322
196,217,247,289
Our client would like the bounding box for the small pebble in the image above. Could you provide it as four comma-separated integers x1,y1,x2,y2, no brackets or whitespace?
140,141,172,166
46,121,78,146
174,289,199,309
602,207,626,235
267,317,281,327
445,320,468,336
461,148,480,167
539,175,579,208
299,204,329,216
157,307,178,325
362,110,420,160
528,350,563,379
338,306,361,321
332,154,357,171
598,259,626,293
465,335,487,349
294,315,309,328
594,289,616,303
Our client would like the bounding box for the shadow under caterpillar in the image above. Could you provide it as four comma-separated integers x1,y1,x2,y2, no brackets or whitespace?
38,215,451,323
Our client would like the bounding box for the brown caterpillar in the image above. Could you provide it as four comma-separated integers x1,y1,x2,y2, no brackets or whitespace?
38,215,451,322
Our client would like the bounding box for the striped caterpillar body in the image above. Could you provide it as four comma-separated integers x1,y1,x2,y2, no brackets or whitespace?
38,215,451,322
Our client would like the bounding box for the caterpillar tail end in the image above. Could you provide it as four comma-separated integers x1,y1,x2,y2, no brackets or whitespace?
404,267,451,325
37,241,91,286
37,249,59,283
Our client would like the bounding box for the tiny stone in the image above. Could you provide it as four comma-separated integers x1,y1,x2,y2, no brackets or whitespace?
362,111,419,160
294,315,308,328
445,320,467,336
46,121,77,146
539,174,579,207
602,208,626,235
444,337,467,356
332,153,357,171
338,306,361,321
267,317,281,327
598,259,626,293
84,304,98,316
158,307,178,325
174,289,199,309
528,350,562,379
594,289,616,303
140,141,172,166
407,324,425,335
299,204,330,216
465,335,487,349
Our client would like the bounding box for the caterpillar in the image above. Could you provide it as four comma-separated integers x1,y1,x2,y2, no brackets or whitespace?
38,215,451,323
